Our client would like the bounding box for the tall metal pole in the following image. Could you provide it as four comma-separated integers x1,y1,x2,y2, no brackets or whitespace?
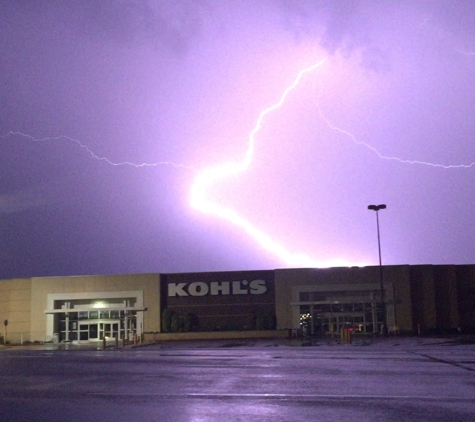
368,204,387,336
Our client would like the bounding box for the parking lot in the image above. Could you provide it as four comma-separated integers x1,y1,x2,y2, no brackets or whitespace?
1,337,474,421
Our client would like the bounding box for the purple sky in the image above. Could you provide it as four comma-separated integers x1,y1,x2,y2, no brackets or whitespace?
2,1,475,278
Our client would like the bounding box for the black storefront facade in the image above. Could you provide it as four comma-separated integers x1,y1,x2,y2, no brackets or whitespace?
160,270,276,332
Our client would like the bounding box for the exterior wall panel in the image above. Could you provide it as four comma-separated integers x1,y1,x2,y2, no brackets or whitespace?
456,265,475,330
410,266,437,331
0,278,32,343
433,266,459,330
384,265,412,333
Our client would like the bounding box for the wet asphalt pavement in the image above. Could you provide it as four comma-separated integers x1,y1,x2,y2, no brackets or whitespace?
0,338,474,421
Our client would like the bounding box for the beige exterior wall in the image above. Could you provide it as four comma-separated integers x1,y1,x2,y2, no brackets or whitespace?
0,278,32,344
274,269,293,330
29,273,161,342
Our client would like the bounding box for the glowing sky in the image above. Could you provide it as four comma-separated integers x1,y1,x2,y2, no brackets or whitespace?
2,1,475,278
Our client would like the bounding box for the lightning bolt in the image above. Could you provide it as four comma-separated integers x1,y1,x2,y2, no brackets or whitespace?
317,110,475,169
5,56,475,269
1,132,195,170
457,50,475,56
190,56,475,268
189,58,352,268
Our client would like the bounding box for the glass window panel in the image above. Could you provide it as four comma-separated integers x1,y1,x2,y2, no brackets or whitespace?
343,304,353,312
100,310,110,319
89,324,98,339
68,312,78,320
299,292,310,302
332,304,343,313
78,311,88,320
104,323,111,337
110,310,120,319
311,292,326,301
89,311,98,319
80,331,88,341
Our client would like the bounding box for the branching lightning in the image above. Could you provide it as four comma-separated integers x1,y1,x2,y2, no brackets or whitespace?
1,131,195,170
317,111,475,169
189,58,351,268
5,56,475,269
190,57,475,268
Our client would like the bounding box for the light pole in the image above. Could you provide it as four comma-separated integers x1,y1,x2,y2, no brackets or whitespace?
367,204,387,335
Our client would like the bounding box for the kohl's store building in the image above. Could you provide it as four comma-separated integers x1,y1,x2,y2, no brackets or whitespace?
1,265,474,344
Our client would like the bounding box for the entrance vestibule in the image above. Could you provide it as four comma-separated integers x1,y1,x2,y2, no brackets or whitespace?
45,291,145,343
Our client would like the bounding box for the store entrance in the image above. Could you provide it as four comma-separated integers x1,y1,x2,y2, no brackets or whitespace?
315,314,366,336
78,321,120,341
57,310,138,342
300,303,383,336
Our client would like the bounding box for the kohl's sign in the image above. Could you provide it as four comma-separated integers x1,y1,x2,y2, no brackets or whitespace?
168,279,267,297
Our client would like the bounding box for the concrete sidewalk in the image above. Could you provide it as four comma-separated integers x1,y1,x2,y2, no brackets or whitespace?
1,341,118,352
1,335,473,352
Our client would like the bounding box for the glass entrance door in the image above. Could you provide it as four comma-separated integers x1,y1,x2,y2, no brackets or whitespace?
79,323,99,341
308,303,379,336
78,321,120,341
99,322,120,340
